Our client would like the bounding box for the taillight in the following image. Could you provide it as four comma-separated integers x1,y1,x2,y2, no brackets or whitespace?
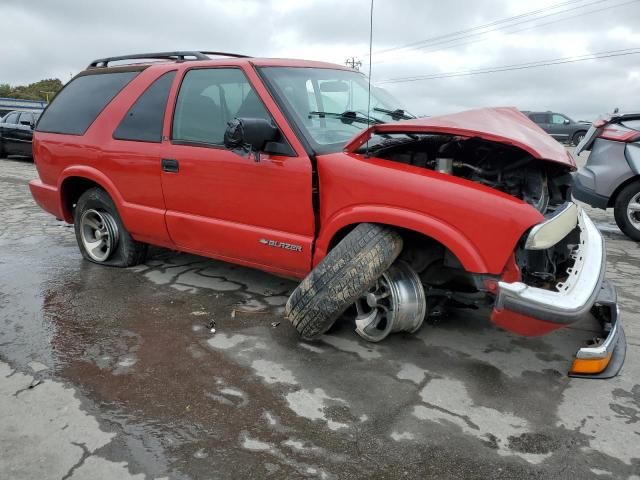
599,125,640,142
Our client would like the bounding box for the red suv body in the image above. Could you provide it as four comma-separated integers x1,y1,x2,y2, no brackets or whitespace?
29,52,624,377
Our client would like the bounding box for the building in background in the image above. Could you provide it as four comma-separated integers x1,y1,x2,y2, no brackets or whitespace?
0,98,47,117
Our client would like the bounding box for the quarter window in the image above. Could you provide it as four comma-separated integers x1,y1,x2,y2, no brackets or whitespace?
114,71,176,142
172,68,271,145
37,71,139,135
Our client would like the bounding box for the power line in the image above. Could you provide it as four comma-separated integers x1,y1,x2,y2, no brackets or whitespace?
402,0,640,58
372,0,592,56
376,48,640,84
364,0,638,66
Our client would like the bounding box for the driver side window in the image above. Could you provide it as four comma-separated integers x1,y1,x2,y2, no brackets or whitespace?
551,114,568,125
172,68,271,145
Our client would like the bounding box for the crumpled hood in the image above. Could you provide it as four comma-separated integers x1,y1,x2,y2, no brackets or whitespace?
345,106,576,169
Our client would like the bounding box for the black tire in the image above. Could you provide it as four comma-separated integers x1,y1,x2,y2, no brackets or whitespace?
613,181,640,241
74,187,147,267
285,223,403,339
573,130,587,146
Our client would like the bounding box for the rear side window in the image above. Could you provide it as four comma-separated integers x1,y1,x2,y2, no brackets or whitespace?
37,71,139,135
113,71,175,143
19,112,34,125
529,113,548,123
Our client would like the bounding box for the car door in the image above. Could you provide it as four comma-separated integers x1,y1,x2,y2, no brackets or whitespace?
16,112,35,156
0,114,5,155
160,66,315,277
547,113,571,142
1,112,20,154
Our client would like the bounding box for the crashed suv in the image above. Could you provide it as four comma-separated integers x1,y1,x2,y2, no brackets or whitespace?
30,51,625,378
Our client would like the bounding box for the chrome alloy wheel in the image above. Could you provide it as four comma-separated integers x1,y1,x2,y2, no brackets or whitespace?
79,209,119,262
627,192,640,229
354,261,427,342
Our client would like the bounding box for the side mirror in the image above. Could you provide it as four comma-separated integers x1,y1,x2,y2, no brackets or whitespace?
224,118,278,162
564,119,570,125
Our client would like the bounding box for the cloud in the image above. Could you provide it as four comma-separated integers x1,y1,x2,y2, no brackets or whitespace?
1,0,638,119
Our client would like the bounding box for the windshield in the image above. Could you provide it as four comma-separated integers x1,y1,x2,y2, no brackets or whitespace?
260,67,411,153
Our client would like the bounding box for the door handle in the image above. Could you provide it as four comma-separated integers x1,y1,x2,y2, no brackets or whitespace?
162,158,179,173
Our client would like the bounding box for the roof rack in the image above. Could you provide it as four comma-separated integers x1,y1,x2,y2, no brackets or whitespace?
88,51,250,68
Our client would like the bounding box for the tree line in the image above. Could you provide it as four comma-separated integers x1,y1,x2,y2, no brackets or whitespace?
0,79,63,102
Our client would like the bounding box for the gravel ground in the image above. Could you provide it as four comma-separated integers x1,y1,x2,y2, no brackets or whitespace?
0,152,638,479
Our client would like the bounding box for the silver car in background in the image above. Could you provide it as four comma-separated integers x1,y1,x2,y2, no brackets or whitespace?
573,112,640,241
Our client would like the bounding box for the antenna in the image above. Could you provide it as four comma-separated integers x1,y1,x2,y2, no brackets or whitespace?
365,0,374,158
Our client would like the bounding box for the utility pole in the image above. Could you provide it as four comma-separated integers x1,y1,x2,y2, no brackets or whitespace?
345,57,362,71
40,91,55,102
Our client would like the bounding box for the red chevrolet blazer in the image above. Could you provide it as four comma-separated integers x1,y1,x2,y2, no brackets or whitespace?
29,51,625,377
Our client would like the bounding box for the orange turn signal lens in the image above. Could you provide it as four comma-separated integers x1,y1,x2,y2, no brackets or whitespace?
570,352,613,375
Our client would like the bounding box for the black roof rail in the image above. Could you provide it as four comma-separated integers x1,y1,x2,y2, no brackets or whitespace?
88,51,250,68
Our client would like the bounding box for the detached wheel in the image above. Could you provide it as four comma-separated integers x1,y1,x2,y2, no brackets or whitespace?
614,181,640,241
285,223,403,339
74,187,147,266
353,261,426,342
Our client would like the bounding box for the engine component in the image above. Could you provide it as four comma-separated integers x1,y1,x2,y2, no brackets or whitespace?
365,134,568,214
354,261,426,342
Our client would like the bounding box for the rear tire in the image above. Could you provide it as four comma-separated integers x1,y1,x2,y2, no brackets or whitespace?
614,181,640,241
573,131,587,146
74,187,147,267
285,223,403,339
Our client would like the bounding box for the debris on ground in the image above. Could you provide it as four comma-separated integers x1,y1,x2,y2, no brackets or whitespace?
206,319,216,333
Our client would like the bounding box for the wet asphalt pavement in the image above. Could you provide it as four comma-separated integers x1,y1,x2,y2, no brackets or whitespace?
1,154,639,479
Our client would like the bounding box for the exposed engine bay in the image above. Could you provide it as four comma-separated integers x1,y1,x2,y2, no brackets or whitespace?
360,132,577,302
360,133,573,214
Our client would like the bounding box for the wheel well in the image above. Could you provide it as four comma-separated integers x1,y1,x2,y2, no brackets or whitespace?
607,175,640,208
60,177,103,221
328,223,461,273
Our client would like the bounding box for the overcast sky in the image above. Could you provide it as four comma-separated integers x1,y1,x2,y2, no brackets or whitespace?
1,0,639,120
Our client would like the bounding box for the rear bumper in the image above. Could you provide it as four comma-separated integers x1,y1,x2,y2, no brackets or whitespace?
572,171,609,209
29,180,63,219
495,209,604,325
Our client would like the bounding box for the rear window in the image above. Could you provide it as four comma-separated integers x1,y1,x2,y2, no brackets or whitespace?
37,71,139,135
621,119,640,131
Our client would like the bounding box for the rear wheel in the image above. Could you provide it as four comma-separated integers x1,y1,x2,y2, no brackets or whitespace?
573,130,587,146
614,181,640,241
74,187,147,266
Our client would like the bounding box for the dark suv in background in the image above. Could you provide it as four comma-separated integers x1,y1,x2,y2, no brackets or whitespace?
522,111,590,145
0,109,42,158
